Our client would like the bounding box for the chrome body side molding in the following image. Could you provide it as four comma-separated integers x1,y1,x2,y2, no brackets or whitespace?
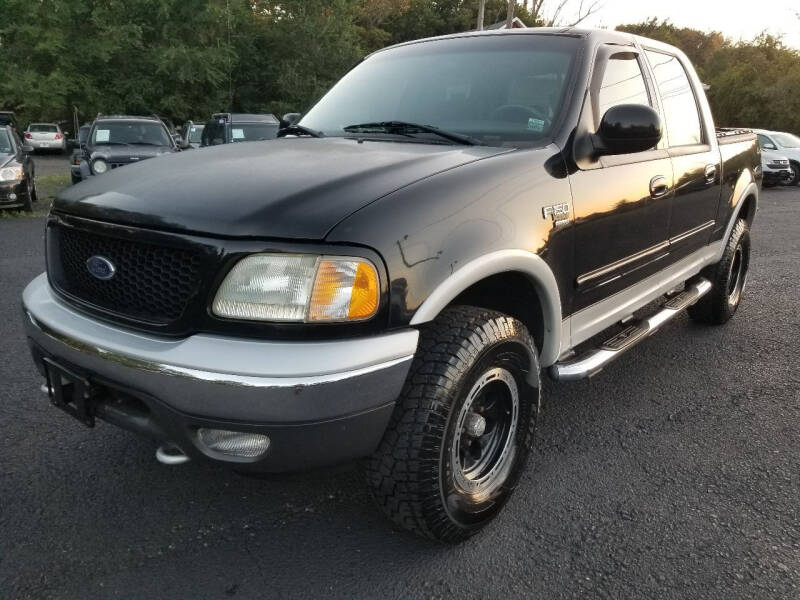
564,244,719,350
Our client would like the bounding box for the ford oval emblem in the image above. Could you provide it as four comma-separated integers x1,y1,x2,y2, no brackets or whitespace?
86,255,116,280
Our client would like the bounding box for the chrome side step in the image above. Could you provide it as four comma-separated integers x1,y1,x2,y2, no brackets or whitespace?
550,278,712,381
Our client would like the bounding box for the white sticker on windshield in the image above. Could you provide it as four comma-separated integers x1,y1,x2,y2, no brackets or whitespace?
527,118,545,132
232,128,245,140
95,129,110,142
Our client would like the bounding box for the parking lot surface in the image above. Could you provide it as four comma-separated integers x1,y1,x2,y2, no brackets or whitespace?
31,153,71,178
1,187,798,599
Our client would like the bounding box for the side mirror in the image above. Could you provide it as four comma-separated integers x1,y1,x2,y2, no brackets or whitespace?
762,142,777,150
594,104,662,156
281,113,301,128
22,144,33,153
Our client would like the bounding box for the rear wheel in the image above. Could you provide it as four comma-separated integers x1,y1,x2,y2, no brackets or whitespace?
367,306,539,543
688,218,750,325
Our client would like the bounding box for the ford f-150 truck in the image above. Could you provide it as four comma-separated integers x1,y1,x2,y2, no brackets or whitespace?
21,28,760,543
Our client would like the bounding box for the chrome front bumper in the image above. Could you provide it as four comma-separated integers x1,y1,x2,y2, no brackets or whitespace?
22,274,418,469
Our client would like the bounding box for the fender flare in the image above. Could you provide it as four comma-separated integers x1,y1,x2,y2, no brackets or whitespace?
715,179,758,262
409,249,563,372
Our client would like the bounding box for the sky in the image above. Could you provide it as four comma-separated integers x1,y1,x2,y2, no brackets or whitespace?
573,0,800,49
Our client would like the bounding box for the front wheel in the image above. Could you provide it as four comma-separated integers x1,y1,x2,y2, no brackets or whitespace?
688,218,750,325
786,161,800,186
367,306,540,543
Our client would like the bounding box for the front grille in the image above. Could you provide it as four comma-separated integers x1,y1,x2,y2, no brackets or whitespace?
49,222,205,324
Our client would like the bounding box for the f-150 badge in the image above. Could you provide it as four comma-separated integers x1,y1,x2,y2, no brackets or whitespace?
542,203,571,227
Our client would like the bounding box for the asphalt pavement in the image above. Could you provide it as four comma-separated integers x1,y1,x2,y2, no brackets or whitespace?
0,187,798,599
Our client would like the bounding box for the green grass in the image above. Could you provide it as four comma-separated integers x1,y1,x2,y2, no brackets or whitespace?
0,172,70,218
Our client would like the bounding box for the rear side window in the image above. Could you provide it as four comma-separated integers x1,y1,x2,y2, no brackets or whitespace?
597,55,650,118
645,51,703,147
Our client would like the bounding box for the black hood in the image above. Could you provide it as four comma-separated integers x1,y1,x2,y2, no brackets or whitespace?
55,138,510,239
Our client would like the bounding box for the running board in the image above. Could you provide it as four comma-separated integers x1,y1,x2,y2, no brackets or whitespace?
550,278,712,381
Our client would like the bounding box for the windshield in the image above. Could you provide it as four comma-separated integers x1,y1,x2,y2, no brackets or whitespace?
90,121,172,146
0,130,11,154
300,35,578,147
231,122,278,142
188,125,204,143
772,132,800,148
30,124,58,133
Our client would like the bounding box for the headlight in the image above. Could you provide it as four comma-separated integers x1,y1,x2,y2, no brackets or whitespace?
212,254,379,322
0,166,23,181
92,159,108,174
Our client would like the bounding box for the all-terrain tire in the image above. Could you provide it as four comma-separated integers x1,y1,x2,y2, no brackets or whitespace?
367,305,540,543
688,218,750,325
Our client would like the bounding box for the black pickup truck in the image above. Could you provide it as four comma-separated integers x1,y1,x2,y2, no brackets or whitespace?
22,29,760,543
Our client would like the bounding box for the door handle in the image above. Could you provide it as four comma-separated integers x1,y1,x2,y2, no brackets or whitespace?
649,175,669,198
704,164,717,184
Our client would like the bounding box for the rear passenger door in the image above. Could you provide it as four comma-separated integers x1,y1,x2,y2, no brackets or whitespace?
644,49,721,260
569,48,674,312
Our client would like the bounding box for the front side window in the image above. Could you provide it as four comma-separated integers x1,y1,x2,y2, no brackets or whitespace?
596,54,650,118
300,35,579,147
757,134,775,149
646,50,703,147
91,121,172,147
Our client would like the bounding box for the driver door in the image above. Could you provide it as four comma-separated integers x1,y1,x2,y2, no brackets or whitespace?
568,47,674,312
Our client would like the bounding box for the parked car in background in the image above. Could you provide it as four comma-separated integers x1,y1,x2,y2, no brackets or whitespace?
0,125,36,211
754,129,800,185
70,124,92,184
200,113,279,146
178,120,204,149
760,146,792,187
76,115,179,180
0,111,20,135
21,29,760,543
24,123,67,154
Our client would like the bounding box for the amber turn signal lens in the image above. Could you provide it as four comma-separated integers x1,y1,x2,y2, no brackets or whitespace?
308,258,379,321
348,261,379,319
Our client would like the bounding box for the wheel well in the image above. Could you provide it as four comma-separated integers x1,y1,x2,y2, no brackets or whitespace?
739,194,756,226
449,272,545,351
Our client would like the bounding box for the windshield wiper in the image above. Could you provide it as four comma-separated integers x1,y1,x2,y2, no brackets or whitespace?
127,141,166,146
278,124,323,138
342,121,482,146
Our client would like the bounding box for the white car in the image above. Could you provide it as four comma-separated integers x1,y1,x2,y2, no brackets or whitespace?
754,129,800,185
760,147,792,187
24,123,67,153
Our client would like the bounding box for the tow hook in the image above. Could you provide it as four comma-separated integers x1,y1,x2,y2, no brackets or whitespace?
155,444,190,465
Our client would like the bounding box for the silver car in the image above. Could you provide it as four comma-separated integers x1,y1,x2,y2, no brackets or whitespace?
24,123,67,153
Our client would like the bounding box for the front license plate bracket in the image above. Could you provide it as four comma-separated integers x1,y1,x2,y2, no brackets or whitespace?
43,357,98,427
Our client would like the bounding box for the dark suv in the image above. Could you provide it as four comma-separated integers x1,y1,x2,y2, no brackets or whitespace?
76,115,178,180
200,113,279,146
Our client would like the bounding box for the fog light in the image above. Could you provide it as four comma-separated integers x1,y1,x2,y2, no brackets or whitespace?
8,193,16,201
197,428,270,458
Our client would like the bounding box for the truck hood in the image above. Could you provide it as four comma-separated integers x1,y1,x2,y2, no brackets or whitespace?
55,138,510,239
